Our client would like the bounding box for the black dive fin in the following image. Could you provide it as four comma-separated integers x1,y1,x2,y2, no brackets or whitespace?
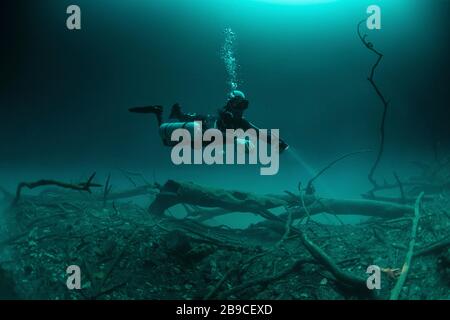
128,105,163,114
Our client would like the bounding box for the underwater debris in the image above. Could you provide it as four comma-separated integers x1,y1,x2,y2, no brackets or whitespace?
0,162,449,300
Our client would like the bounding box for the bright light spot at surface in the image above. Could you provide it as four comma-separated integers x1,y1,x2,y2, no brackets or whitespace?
250,0,338,5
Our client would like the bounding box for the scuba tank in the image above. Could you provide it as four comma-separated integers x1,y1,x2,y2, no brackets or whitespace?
159,122,202,146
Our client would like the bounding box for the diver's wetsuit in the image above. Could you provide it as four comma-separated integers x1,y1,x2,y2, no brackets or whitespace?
168,103,209,125
129,95,289,152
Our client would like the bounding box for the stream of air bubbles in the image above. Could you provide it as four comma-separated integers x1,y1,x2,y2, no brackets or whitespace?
221,27,240,92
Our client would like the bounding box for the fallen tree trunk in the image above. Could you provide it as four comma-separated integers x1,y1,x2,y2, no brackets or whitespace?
291,197,413,219
149,180,291,215
147,180,407,296
149,180,414,219
361,194,434,204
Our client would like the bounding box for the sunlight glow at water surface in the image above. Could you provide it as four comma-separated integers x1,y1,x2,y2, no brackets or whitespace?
250,0,338,5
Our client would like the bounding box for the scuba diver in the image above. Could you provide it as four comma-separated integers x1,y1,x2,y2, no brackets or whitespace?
128,90,289,152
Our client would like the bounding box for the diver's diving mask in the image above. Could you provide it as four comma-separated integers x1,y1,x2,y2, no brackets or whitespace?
227,90,249,112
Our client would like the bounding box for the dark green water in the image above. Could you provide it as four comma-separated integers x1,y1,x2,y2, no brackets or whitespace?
2,0,449,218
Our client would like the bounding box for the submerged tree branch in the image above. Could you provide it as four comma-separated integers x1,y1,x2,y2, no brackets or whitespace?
149,180,413,220
149,180,397,296
257,208,370,295
357,19,389,189
306,150,371,194
13,173,101,205
216,258,313,299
